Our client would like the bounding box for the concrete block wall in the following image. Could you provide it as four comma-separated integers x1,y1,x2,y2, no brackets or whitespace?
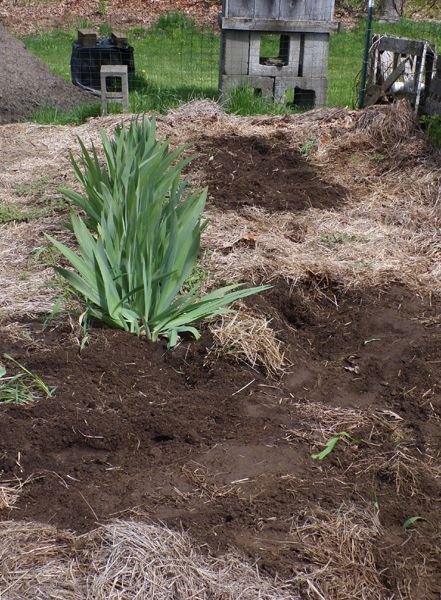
221,29,330,107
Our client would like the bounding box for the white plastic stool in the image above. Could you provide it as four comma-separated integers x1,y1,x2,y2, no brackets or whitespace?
100,65,129,115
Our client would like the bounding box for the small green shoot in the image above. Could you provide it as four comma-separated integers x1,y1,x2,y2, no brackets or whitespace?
2,354,55,400
311,431,353,461
299,139,317,156
403,516,429,529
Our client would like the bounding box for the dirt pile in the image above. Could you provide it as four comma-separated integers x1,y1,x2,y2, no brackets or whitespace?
0,24,95,124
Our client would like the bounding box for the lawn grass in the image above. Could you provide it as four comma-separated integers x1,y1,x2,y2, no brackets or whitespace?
22,14,441,122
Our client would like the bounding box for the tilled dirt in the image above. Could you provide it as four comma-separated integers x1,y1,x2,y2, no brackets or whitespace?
1,281,441,597
193,133,348,212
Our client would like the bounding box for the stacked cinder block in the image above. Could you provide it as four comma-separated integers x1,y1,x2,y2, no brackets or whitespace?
219,0,337,108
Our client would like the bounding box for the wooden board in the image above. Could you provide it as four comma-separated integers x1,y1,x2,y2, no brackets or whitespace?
280,0,334,21
77,29,97,47
429,77,441,98
224,0,335,20
225,0,255,17
223,30,251,75
221,17,338,32
110,32,128,48
375,35,425,57
254,0,280,19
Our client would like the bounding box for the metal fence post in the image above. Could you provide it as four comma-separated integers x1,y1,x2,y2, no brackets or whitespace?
359,0,375,109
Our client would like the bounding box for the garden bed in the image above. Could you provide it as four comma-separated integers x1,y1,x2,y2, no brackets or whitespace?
1,101,441,598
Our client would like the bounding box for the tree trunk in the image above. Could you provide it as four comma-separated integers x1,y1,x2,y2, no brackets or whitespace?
377,0,400,22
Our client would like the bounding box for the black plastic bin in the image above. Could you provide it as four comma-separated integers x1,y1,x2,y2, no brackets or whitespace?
71,38,135,94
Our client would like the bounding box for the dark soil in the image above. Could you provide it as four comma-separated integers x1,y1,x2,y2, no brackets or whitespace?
0,24,96,124
194,134,348,212
1,281,441,596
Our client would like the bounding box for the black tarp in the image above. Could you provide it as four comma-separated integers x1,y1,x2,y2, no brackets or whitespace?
71,38,135,94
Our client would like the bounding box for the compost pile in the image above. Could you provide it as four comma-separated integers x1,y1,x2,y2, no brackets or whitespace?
0,23,94,124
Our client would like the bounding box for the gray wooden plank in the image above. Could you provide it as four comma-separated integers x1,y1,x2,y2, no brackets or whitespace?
254,0,280,19
221,17,338,32
280,0,334,21
429,77,441,97
225,0,255,17
302,33,329,77
378,36,425,56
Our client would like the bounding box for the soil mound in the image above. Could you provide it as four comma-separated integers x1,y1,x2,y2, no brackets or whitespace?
0,24,95,124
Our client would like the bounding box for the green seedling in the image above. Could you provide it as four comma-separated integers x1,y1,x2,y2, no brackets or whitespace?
299,138,317,156
403,516,430,529
2,354,55,400
14,176,50,197
311,431,354,461
0,365,33,404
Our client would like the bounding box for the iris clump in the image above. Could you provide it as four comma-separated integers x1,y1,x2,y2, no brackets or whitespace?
48,117,269,347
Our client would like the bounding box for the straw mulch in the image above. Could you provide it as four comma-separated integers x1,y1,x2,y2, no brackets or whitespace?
0,519,296,599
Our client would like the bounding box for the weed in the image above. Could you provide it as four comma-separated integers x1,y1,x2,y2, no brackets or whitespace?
152,12,199,33
14,176,50,197
99,23,113,37
403,515,430,529
30,245,61,268
421,115,441,149
223,87,297,116
0,198,67,225
0,355,55,404
311,431,355,461
299,139,318,156
98,0,108,17
320,231,366,247
0,204,30,224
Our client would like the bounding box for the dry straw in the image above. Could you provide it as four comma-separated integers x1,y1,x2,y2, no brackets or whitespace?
210,308,286,376
291,504,386,600
0,519,296,599
0,521,81,599
0,482,21,511
85,519,295,599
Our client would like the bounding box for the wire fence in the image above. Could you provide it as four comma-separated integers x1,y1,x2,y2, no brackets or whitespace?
70,14,441,113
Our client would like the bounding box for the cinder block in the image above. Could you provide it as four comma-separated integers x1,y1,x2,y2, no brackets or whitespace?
274,76,328,107
302,33,330,78
223,30,251,75
249,32,301,77
221,75,275,99
100,65,129,115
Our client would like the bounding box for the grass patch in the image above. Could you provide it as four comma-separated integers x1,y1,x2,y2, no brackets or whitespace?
22,15,441,119
0,204,32,224
0,196,67,224
31,103,102,125
421,114,441,148
0,355,54,404
223,87,300,116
